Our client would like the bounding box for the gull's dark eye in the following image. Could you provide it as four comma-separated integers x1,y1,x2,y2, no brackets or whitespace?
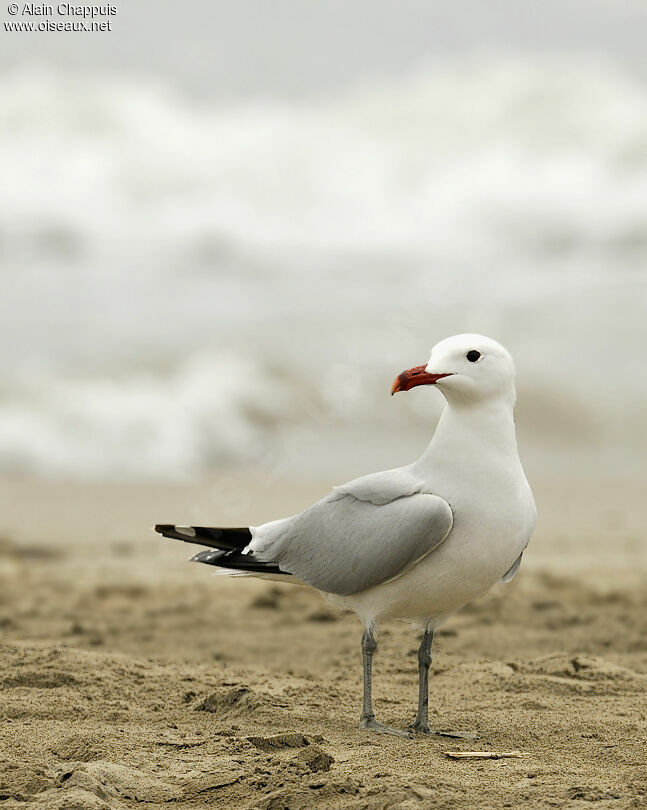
466,350,481,363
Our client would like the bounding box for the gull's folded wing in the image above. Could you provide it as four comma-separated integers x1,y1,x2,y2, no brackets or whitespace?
251,469,453,596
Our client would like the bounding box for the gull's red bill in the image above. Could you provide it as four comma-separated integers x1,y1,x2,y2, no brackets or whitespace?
391,365,452,395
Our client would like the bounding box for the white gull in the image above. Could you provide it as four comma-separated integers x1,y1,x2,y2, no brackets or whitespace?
156,334,536,738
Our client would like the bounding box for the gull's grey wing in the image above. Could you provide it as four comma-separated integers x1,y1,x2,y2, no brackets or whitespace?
251,489,453,596
500,552,523,583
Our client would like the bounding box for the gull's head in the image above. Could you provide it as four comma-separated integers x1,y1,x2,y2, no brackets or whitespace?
391,334,516,405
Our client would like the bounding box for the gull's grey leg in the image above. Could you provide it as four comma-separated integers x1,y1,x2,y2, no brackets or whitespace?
409,629,479,740
360,628,377,723
359,627,412,739
410,628,434,733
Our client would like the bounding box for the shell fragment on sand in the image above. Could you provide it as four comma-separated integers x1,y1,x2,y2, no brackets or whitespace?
444,751,527,760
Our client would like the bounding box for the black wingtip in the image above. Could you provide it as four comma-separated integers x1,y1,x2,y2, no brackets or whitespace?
154,524,196,541
154,524,252,551
155,528,290,577
191,548,227,564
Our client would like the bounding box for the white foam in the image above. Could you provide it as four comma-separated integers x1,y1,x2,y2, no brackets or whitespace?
0,57,645,477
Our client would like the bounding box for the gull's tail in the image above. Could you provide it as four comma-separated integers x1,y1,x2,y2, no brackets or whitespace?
154,524,288,576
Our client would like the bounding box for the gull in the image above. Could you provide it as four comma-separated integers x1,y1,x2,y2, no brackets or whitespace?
156,334,536,738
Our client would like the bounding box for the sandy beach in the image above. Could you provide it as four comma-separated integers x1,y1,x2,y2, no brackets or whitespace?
0,475,646,809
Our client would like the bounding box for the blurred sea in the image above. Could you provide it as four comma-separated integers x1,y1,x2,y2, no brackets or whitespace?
0,55,645,480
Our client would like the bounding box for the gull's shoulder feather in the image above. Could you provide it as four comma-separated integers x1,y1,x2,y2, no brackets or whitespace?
332,467,425,506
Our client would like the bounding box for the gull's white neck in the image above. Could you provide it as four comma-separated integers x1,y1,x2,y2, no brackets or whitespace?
413,392,521,478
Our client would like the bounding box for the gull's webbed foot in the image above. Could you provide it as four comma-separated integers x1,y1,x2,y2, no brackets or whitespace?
360,715,413,739
409,719,432,734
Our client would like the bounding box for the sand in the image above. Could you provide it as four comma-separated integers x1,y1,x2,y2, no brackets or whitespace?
1,476,646,809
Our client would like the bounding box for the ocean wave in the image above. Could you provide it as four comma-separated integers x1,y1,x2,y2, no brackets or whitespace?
0,57,645,477
2,58,646,262
0,352,311,478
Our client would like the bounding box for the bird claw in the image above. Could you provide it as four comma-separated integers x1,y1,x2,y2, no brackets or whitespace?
360,716,413,739
409,720,432,734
